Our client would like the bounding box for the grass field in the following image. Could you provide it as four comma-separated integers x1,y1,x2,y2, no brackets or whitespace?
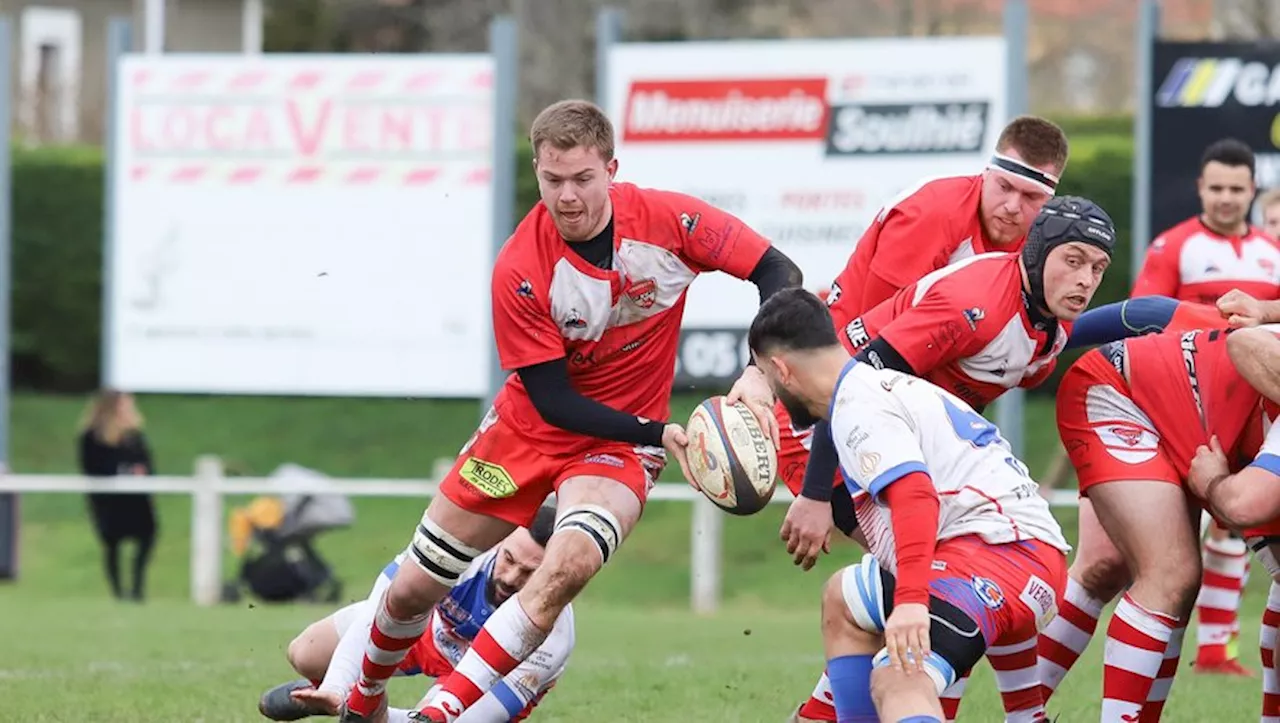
1,391,1273,721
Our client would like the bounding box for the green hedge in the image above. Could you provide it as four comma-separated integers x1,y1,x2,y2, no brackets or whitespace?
11,130,1134,392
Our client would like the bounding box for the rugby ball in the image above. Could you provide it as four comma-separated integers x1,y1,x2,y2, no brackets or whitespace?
685,396,777,515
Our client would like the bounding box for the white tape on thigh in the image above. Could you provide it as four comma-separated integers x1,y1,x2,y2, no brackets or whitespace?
409,513,483,587
840,553,888,634
554,504,622,564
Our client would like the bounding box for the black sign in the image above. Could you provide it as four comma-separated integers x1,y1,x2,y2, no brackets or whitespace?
825,102,989,156
673,327,752,391
1150,41,1280,236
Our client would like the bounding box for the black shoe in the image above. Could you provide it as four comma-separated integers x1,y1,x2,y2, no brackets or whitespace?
258,679,319,721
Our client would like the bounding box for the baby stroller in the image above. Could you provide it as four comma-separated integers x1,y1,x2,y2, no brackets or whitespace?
221,464,355,604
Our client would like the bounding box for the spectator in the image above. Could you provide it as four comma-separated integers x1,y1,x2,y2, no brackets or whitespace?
78,389,158,601
1260,187,1280,239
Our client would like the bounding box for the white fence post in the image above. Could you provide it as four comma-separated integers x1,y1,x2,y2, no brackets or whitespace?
190,455,224,606
690,496,722,614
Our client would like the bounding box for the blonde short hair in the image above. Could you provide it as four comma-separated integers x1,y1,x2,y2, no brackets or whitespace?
529,100,615,162
1259,187,1280,213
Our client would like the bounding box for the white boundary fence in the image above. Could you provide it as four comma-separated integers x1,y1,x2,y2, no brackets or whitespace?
0,457,1080,612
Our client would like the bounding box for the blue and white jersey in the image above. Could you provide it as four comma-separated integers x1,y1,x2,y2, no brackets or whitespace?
827,359,1071,576
330,547,575,721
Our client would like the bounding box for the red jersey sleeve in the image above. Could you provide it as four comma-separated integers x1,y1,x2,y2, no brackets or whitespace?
874,290,990,375
490,257,564,371
864,204,954,302
1167,300,1229,333
1131,235,1182,299
644,190,771,279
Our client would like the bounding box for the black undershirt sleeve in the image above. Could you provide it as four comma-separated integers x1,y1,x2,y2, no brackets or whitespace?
518,358,666,447
746,247,803,303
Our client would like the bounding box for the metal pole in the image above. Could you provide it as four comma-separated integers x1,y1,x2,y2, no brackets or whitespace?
994,0,1028,459
242,0,264,54
144,0,165,54
595,7,625,110
0,19,16,580
1132,0,1160,283
483,16,519,418
102,20,132,390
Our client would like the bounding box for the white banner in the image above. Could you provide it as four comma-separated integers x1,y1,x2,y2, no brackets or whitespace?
107,54,495,397
607,37,1007,330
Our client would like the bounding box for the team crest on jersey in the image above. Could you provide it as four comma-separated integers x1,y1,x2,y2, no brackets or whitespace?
680,212,701,235
971,576,1006,610
626,278,658,309
516,279,535,299
1110,425,1143,447
858,451,880,477
563,308,588,329
962,307,985,331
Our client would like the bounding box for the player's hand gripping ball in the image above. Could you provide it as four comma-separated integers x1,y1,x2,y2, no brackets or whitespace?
685,396,777,515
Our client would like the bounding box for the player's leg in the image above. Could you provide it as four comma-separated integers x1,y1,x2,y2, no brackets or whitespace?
1193,520,1253,674
1038,355,1135,701
1088,480,1201,720
418,450,650,721
819,557,907,722
938,674,968,723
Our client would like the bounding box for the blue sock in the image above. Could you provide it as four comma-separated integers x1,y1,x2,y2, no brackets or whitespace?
896,718,942,723
828,654,877,723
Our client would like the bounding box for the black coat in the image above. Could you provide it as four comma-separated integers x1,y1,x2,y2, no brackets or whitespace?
79,430,157,543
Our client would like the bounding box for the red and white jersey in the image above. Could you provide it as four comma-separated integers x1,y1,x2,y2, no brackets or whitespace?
827,174,1018,327
1132,216,1280,304
490,182,770,450
828,361,1070,576
1120,323,1280,476
843,253,1069,412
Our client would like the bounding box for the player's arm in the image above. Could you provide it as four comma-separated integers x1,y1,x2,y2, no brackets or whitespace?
1194,432,1280,530
492,264,668,446
860,205,951,311
1064,296,1185,349
652,189,800,293
1130,235,1181,298
1228,326,1280,407
863,289,989,379
830,387,939,608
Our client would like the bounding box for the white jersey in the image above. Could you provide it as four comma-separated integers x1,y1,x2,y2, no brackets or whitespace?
1251,411,1280,475
829,359,1071,576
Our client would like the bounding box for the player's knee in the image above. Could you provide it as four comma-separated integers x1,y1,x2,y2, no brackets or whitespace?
1149,550,1201,610
1072,549,1129,602
870,648,957,701
286,624,330,680
551,504,622,567
827,555,888,637
407,512,483,592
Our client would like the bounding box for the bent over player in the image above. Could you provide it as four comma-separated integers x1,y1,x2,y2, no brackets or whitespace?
785,196,1115,722
1038,293,1280,720
751,288,1070,723
258,508,568,722
339,99,801,723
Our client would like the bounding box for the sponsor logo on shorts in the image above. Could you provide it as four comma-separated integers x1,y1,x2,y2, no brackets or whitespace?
459,457,518,498
584,453,626,469
1019,575,1058,632
971,576,1006,610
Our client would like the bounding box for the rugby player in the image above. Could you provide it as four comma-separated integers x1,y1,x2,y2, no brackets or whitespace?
1133,138,1280,676
751,288,1070,723
1038,291,1280,720
339,99,802,723
258,508,570,722
787,196,1116,722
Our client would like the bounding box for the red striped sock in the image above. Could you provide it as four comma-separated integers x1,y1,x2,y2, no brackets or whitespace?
1195,536,1248,665
1036,576,1105,701
1137,624,1184,722
1262,582,1280,722
795,670,836,721
1101,594,1179,721
939,671,968,722
344,598,429,716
